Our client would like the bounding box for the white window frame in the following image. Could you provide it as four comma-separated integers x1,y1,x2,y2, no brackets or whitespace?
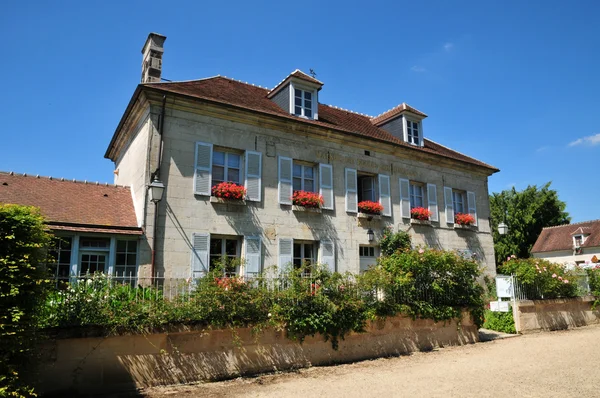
409,182,425,209
573,235,585,248
452,190,466,214
357,173,377,203
293,241,317,269
212,149,243,187
209,235,242,276
293,162,317,193
293,87,314,119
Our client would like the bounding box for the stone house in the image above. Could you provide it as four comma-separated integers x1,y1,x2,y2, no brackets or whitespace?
532,220,600,267
104,33,499,280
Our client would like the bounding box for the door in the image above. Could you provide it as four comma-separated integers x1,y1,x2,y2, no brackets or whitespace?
79,252,107,276
359,246,378,273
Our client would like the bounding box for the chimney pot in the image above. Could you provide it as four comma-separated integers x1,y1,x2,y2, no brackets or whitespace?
141,33,166,83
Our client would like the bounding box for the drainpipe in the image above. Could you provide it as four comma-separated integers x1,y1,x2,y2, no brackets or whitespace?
150,95,167,278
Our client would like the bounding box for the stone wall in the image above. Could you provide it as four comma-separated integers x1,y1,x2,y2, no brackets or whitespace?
35,313,478,395
513,296,600,333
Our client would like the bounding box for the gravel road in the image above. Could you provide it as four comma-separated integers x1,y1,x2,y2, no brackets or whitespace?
140,325,600,398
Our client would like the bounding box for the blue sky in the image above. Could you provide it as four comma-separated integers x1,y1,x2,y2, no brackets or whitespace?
1,1,598,222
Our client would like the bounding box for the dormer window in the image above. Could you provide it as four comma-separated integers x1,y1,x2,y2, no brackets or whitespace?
294,88,313,118
574,235,584,247
406,120,420,145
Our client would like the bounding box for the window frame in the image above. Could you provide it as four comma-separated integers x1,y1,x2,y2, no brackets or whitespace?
293,241,316,269
114,239,139,279
48,236,73,281
293,161,317,193
406,119,420,146
293,87,314,119
452,190,466,214
409,182,425,209
357,173,377,203
211,148,243,188
209,235,242,276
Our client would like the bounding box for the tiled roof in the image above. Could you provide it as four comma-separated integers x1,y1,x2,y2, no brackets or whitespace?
141,76,498,172
268,69,324,96
0,172,141,235
371,103,428,125
531,220,600,253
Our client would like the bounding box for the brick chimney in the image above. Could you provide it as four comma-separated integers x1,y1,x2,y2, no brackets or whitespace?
141,33,166,83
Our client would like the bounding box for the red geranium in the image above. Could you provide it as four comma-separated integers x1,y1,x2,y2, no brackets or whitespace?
212,182,246,200
410,207,432,221
358,201,384,215
455,213,475,226
292,190,324,208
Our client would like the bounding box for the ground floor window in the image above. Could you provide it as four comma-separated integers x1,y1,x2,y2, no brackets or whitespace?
49,237,72,280
80,252,108,275
293,241,316,269
210,236,241,275
359,245,378,273
115,240,138,278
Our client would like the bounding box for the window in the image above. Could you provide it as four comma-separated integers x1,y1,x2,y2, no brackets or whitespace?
358,174,376,202
80,237,110,249
80,253,107,275
574,235,583,247
210,236,240,275
115,240,138,278
409,183,424,209
293,242,316,268
407,120,420,145
48,237,72,280
293,163,315,192
212,150,241,187
359,246,375,257
294,88,313,118
359,245,377,273
453,191,465,214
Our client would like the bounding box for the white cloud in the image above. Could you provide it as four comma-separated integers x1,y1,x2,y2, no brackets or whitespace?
568,133,600,147
411,65,426,73
443,42,454,52
535,146,549,153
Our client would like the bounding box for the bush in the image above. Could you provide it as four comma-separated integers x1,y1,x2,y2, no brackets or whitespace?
379,227,411,256
1,204,53,397
483,309,516,334
499,257,577,299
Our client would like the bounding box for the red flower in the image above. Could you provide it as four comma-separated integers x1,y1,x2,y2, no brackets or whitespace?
292,190,324,208
358,201,384,215
455,213,475,226
410,207,431,221
212,182,246,200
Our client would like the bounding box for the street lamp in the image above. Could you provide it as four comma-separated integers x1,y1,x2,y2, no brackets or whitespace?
148,178,165,203
367,228,375,243
498,222,509,235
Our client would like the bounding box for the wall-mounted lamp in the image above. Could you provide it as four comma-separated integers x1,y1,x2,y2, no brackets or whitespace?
367,228,375,243
498,222,508,236
149,178,165,203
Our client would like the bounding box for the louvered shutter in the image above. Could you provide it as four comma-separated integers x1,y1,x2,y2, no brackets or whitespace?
278,238,293,274
427,183,439,222
378,174,391,217
194,142,213,196
320,239,335,273
467,191,478,227
278,156,293,205
444,186,454,225
399,178,410,219
191,233,210,278
319,163,334,210
244,236,261,276
245,151,262,202
345,168,358,213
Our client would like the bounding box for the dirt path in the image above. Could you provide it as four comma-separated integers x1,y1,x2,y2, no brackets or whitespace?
140,325,600,398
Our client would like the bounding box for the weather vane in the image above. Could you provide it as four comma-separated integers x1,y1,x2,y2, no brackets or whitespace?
309,69,317,78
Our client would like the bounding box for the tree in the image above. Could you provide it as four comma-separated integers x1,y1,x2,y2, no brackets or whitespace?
490,182,570,266
0,204,52,397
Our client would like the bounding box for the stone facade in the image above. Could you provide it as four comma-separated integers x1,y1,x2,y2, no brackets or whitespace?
112,90,498,279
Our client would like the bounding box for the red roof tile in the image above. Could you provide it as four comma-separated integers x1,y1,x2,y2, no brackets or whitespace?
141,77,498,172
0,172,141,234
371,103,428,125
531,220,600,253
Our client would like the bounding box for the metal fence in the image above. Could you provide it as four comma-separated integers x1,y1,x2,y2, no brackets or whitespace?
497,274,591,302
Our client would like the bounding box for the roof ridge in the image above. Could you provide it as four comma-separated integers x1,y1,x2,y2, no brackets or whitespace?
372,102,427,120
268,68,323,92
144,75,270,90
0,171,128,188
320,103,373,118
542,219,600,230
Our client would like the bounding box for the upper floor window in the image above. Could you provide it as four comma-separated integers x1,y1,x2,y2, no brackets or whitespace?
358,174,377,202
293,163,315,192
407,120,420,145
452,190,465,214
294,88,313,118
212,150,241,187
409,182,424,209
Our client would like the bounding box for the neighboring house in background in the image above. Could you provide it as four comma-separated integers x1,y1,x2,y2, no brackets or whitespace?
0,172,142,280
531,220,600,267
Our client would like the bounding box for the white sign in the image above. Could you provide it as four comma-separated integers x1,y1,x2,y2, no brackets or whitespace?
490,300,510,312
496,275,514,299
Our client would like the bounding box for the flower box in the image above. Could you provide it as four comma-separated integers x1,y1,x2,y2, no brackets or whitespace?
358,212,381,220
454,213,475,226
211,182,246,200
357,201,383,216
410,218,432,226
410,207,431,221
292,190,324,209
293,205,322,214
210,196,246,206
454,224,476,230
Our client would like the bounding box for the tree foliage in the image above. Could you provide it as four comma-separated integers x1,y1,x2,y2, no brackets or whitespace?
1,204,52,397
489,182,570,265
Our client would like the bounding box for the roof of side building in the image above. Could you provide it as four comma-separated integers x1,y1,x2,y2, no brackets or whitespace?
531,219,600,253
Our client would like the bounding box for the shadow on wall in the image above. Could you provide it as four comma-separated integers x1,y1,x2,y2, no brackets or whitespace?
456,229,486,265
408,223,443,250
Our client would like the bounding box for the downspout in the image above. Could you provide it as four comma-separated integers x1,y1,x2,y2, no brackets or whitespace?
151,95,167,278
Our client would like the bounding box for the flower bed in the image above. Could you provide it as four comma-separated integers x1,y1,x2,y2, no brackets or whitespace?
358,201,383,215
292,190,324,208
211,182,246,200
410,207,431,221
455,213,475,226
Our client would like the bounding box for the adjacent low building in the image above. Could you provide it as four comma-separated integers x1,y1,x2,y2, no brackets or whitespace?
532,220,600,267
